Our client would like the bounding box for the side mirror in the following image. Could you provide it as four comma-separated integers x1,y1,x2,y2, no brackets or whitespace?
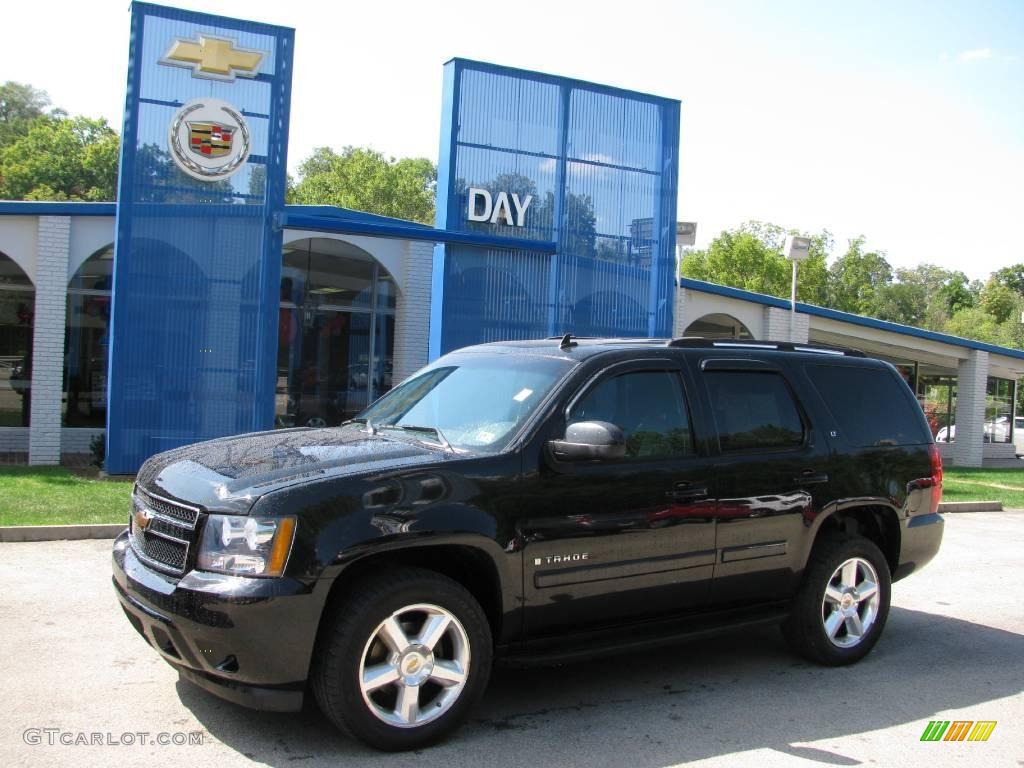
549,421,626,461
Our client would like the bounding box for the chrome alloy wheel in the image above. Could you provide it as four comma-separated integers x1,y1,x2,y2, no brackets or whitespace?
358,603,471,728
821,557,881,648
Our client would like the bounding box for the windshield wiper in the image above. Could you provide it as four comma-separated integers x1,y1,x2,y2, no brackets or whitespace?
345,417,378,435
379,424,453,451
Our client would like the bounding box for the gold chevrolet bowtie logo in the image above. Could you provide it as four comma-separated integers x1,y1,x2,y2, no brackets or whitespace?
160,35,264,82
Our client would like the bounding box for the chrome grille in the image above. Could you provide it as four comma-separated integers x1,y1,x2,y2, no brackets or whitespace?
128,487,202,576
136,487,200,527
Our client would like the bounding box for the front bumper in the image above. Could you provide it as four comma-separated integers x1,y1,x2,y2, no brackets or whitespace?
111,530,325,712
892,512,945,582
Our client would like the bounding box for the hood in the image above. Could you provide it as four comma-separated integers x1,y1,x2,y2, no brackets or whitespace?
135,425,448,513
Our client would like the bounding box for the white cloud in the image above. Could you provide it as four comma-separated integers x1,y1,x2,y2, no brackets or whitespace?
959,48,993,62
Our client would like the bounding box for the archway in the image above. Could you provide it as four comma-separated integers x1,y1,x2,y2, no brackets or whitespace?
683,313,754,340
64,244,113,427
0,251,34,427
277,238,397,428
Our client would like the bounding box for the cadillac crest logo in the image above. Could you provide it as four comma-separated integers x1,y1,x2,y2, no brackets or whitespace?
168,97,251,182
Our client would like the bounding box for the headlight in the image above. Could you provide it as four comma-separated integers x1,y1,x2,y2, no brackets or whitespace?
197,515,297,577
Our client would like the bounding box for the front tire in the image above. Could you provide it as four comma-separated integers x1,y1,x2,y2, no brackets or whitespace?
783,534,891,666
312,567,492,751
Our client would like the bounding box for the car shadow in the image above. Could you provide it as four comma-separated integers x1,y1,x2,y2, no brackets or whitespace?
176,606,1024,766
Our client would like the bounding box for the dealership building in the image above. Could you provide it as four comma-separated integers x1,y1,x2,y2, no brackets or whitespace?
1,2,1023,472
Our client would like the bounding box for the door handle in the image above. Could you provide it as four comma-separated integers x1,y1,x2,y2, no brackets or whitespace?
666,482,709,501
793,469,829,485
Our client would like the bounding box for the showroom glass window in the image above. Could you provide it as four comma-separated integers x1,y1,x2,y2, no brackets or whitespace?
64,246,113,427
985,377,1014,444
276,239,397,429
0,252,34,427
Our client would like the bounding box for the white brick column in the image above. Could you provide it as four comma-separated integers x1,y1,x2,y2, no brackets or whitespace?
953,349,988,468
763,306,809,343
392,240,434,384
672,286,688,337
29,216,71,465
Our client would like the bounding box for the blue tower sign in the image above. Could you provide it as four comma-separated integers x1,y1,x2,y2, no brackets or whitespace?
430,59,681,358
105,2,294,473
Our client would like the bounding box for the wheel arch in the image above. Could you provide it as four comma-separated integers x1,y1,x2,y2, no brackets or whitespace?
803,501,902,575
314,537,510,653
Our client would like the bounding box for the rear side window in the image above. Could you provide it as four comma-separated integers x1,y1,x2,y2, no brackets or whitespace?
805,364,930,447
705,371,804,452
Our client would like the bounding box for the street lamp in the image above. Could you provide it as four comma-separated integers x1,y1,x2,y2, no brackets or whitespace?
783,235,810,342
675,222,697,284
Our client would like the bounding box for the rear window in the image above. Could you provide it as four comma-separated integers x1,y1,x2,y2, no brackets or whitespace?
805,364,930,447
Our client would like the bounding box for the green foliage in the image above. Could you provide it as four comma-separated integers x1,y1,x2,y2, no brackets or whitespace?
0,115,119,201
827,237,893,314
290,146,437,224
992,264,1024,297
0,81,57,149
980,279,1017,324
681,221,829,304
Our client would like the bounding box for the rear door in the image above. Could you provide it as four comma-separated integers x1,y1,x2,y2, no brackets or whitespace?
518,357,718,637
698,358,832,605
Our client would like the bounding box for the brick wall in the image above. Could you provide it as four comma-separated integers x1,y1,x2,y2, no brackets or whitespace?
763,306,809,343
28,216,70,465
953,349,988,467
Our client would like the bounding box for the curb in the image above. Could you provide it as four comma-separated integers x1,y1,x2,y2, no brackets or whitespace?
937,501,1003,513
0,524,126,543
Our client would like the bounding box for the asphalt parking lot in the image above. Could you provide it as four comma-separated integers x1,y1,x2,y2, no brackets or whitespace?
1,512,1021,768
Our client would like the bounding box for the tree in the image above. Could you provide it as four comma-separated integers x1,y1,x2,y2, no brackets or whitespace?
0,81,57,149
681,221,830,304
870,264,968,329
979,279,1017,324
826,237,893,314
992,264,1024,297
289,146,436,224
0,115,118,201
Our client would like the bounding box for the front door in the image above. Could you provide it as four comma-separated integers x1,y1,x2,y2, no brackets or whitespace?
518,359,718,637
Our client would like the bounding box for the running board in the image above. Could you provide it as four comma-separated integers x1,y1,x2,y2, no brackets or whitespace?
498,603,790,667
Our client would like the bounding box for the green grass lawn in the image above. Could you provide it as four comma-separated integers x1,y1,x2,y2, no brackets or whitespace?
0,467,133,526
942,467,1024,509
0,464,1020,527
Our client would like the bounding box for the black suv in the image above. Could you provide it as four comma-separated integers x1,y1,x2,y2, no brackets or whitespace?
112,337,944,750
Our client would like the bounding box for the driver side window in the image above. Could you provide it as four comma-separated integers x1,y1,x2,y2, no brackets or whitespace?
569,369,694,458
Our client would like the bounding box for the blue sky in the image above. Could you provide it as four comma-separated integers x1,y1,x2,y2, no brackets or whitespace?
1,0,1021,279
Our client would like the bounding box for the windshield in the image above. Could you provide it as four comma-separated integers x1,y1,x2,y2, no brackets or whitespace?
356,352,573,453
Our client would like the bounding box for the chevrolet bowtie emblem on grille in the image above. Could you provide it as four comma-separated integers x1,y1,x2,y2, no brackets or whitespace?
160,35,264,82
133,506,154,531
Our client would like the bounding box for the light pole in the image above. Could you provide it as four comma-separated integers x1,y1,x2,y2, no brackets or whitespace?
675,222,697,284
783,235,810,342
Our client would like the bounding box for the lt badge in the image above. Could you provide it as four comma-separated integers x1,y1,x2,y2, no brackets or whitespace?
168,97,251,182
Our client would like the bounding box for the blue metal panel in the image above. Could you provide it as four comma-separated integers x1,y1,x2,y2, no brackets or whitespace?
106,2,293,473
0,202,116,217
432,59,681,356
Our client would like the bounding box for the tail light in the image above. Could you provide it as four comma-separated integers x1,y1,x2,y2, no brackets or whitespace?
928,443,943,514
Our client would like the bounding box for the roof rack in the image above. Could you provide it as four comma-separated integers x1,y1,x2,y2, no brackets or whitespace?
544,335,865,357
665,338,866,357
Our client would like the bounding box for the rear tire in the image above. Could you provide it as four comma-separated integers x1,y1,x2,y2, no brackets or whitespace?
782,534,891,666
312,567,492,751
